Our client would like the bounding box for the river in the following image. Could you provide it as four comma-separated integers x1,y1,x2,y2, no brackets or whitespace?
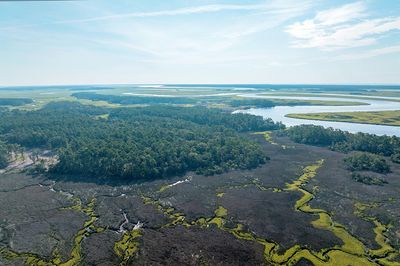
235,95,400,136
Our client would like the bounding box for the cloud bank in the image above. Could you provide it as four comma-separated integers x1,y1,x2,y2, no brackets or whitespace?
286,1,400,50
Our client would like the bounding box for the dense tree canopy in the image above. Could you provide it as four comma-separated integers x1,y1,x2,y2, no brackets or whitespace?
230,99,278,108
285,125,400,160
229,99,327,108
351,172,387,186
0,141,9,169
284,125,347,146
0,102,281,180
344,152,390,174
109,105,284,132
392,153,400,164
0,98,33,106
73,92,197,105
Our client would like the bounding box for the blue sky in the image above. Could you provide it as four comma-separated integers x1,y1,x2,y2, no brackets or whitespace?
0,0,399,85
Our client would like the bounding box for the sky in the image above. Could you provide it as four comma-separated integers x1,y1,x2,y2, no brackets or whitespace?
0,0,399,86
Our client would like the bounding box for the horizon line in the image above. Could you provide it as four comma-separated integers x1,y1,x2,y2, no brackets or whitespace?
1,83,400,89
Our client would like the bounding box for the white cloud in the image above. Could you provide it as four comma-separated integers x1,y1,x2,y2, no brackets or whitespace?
0,1,315,74
221,0,313,39
77,0,314,65
54,3,269,24
0,2,273,30
333,45,400,61
285,1,400,50
314,1,366,26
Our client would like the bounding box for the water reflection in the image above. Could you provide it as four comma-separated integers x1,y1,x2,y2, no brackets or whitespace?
235,95,400,136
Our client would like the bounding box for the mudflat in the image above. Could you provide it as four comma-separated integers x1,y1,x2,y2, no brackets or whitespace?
1,133,399,265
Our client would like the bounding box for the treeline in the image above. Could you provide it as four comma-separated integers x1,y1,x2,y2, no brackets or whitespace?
284,125,400,162
344,152,390,174
72,92,197,105
53,127,267,178
0,141,9,168
230,99,277,108
0,98,33,106
351,172,387,186
344,152,390,186
109,105,284,132
229,99,324,108
0,102,280,180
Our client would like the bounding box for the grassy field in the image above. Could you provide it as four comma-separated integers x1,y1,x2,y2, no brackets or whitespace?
231,96,368,106
0,89,129,110
287,110,400,126
0,87,370,110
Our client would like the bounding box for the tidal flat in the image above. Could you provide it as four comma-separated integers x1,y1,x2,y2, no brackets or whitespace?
1,133,399,265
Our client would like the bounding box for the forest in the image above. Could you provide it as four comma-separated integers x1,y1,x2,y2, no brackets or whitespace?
344,152,390,173
0,98,33,106
229,99,279,108
0,102,280,180
284,125,400,161
344,152,391,186
72,92,197,105
0,141,9,168
351,172,387,186
109,105,284,132
229,99,327,108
